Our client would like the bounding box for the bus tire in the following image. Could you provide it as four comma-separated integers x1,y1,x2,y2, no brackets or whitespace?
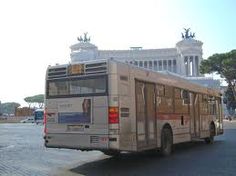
205,123,215,144
161,127,173,156
103,150,120,157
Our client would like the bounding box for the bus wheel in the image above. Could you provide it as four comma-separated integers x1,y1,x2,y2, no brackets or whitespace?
103,150,120,157
161,127,173,156
205,123,215,144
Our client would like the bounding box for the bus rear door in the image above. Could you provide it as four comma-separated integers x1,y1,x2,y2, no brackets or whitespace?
135,80,157,150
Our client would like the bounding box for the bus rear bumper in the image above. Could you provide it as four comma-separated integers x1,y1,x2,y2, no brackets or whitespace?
44,133,111,151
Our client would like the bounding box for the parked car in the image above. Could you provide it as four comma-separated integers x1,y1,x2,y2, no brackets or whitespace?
0,116,7,120
20,117,35,123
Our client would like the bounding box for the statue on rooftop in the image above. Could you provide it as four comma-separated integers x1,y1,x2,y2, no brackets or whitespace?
77,32,91,43
182,28,195,39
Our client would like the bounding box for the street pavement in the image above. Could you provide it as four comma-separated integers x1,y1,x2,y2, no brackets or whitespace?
0,123,103,176
57,120,236,176
0,121,236,176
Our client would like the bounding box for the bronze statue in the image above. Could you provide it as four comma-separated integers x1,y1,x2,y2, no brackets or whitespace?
77,32,91,43
77,36,83,42
182,28,195,39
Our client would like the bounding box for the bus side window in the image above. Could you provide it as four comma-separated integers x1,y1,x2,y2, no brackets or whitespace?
182,90,190,104
156,84,164,96
200,94,208,115
156,84,164,113
174,88,181,99
156,84,173,113
165,86,173,113
174,88,189,114
208,96,216,115
165,86,173,98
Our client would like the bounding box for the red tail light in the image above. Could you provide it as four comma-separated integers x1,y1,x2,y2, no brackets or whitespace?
109,107,119,124
43,108,47,134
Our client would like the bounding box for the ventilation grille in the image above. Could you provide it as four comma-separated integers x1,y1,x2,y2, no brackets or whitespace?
48,67,67,79
85,62,107,75
47,62,107,79
120,107,129,118
90,136,99,144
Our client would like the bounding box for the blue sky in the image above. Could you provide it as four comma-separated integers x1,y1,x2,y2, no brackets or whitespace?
0,0,235,105
169,0,236,57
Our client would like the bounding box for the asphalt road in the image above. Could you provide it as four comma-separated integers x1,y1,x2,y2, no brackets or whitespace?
0,123,103,176
1,121,236,176
57,120,236,176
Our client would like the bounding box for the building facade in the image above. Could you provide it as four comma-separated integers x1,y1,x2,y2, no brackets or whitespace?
71,32,203,77
69,31,220,89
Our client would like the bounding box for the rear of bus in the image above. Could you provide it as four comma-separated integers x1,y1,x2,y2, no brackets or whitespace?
44,60,120,153
34,109,44,124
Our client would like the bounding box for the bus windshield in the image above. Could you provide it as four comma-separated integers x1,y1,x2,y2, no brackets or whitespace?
46,75,107,98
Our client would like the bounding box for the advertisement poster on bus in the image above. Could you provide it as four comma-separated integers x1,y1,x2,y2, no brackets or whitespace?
58,98,91,123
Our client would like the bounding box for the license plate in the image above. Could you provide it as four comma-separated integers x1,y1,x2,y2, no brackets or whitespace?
67,125,84,132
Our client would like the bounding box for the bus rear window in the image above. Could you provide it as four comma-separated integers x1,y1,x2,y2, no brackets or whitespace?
47,75,107,98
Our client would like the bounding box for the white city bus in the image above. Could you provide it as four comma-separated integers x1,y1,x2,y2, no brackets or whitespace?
44,59,223,156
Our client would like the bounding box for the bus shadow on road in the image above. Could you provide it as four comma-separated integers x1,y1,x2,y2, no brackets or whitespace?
70,140,224,176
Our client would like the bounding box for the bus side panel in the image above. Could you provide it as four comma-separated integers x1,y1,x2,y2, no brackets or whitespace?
216,98,224,134
199,96,223,138
135,80,157,151
157,118,191,146
119,95,136,151
156,88,191,146
116,63,137,151
199,115,210,138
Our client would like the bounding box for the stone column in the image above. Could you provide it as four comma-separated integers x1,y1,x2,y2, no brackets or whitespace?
192,57,196,76
173,60,177,73
184,56,188,76
187,57,190,76
189,56,193,76
195,56,199,76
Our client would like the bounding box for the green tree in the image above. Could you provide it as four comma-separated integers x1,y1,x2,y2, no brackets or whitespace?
200,49,236,116
24,94,44,108
200,50,236,85
1,102,20,115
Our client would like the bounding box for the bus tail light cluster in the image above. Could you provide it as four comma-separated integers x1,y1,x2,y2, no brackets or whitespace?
108,107,119,124
43,108,48,134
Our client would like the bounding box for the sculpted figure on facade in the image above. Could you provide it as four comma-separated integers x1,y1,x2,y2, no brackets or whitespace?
77,32,91,43
182,28,195,39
